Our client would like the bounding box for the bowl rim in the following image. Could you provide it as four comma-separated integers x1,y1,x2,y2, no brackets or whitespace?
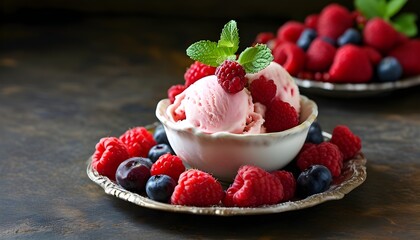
156,95,318,140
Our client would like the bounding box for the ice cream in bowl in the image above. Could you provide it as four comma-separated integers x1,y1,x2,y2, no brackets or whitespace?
156,20,318,181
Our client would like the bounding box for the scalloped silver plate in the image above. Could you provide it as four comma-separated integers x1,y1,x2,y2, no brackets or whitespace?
87,130,367,216
295,75,420,97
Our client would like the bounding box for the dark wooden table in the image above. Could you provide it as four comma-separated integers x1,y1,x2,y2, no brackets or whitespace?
1,16,420,239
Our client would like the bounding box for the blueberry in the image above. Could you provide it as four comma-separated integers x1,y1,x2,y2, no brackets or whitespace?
297,28,317,51
148,143,175,163
153,124,170,145
376,57,403,82
297,165,332,198
337,28,362,46
146,174,177,203
116,158,151,193
306,122,324,144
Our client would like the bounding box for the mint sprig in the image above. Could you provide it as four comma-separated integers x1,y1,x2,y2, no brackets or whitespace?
355,0,417,37
186,20,273,73
238,44,273,73
218,20,239,53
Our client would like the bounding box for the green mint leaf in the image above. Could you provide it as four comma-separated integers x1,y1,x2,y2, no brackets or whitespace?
355,0,387,19
385,0,408,19
237,44,273,74
186,40,225,67
218,20,239,55
391,13,418,37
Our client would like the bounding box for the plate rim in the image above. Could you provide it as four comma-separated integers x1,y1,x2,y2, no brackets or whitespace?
86,131,367,216
294,75,420,93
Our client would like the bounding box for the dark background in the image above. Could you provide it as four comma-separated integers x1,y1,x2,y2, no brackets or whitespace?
1,1,420,239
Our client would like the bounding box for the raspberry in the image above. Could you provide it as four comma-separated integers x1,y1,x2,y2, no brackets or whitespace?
362,46,382,66
296,143,316,160
300,143,316,153
171,169,224,207
304,14,319,29
363,18,398,53
329,45,373,83
277,21,305,43
119,127,156,158
249,75,277,106
92,137,130,181
330,125,362,161
224,165,283,207
317,4,354,40
184,61,216,87
273,42,306,76
254,32,275,45
389,40,420,77
272,170,296,201
215,60,246,94
167,84,186,104
395,32,409,45
297,142,343,177
305,38,336,72
151,153,185,181
264,98,299,133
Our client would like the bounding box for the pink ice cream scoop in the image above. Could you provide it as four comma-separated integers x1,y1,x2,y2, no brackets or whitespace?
246,62,300,113
167,75,264,134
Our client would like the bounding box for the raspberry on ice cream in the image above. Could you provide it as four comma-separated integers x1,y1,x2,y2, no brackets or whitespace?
246,61,301,113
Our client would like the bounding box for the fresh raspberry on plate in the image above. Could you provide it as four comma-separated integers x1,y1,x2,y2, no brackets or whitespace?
304,14,319,29
362,46,382,66
317,3,354,40
264,98,299,133
167,84,186,103
254,32,275,45
184,61,216,87
273,42,306,76
171,169,224,207
249,75,277,106
389,39,420,77
330,125,362,161
297,142,343,177
329,45,373,83
224,165,283,207
92,137,130,181
119,127,156,158
305,38,336,72
363,18,398,53
151,153,185,181
272,170,296,201
277,21,305,43
215,60,247,94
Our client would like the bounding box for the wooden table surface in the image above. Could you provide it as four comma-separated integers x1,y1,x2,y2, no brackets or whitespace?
1,16,420,239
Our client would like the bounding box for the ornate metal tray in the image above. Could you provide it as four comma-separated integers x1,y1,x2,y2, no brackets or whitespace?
295,75,420,97
87,131,367,216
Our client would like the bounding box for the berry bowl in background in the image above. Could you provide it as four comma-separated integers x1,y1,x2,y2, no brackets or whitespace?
156,95,318,181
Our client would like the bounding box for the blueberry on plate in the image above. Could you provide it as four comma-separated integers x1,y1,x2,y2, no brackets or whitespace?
116,158,151,193
306,122,324,144
297,28,317,51
146,174,177,203
148,143,175,163
297,165,332,198
153,124,170,145
376,57,403,82
337,28,362,46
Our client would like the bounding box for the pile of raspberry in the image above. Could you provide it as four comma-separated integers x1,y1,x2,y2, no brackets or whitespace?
253,3,420,83
91,123,362,208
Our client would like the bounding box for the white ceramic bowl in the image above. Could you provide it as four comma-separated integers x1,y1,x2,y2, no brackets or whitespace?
156,95,318,182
